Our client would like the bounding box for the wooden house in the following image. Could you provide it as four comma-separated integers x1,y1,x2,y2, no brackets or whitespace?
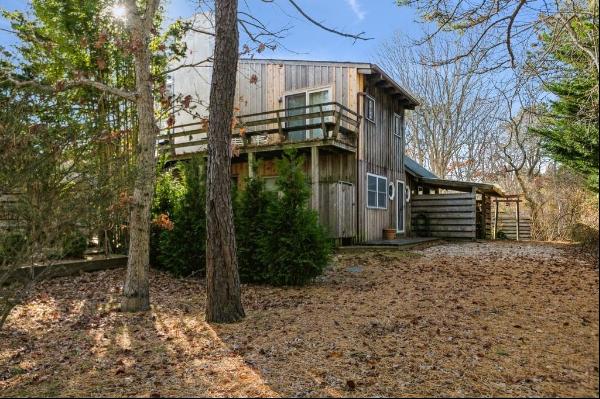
160,58,504,243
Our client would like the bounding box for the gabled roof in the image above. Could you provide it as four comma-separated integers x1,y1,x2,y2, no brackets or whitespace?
239,58,420,108
404,156,438,178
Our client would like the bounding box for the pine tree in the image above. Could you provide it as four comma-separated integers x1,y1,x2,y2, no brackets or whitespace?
158,157,207,277
235,163,276,283
533,13,599,192
257,150,332,286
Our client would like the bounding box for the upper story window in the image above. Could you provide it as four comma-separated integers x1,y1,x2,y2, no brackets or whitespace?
367,173,387,209
393,113,402,137
365,95,376,123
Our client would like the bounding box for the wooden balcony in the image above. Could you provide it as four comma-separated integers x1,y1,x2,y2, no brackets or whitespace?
157,102,361,158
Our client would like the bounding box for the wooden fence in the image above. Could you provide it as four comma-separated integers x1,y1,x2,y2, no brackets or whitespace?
410,193,476,239
493,199,532,240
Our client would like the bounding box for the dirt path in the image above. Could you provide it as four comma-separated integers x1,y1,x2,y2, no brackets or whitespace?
1,241,598,397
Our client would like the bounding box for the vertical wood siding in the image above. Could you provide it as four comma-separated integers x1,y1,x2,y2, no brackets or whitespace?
357,79,406,242
236,60,359,114
233,60,408,243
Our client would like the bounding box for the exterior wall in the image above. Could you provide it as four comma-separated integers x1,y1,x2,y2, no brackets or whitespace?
231,60,363,240
357,77,407,242
235,60,361,115
171,56,410,243
230,149,356,239
410,192,477,239
167,14,214,155
405,173,420,237
169,14,214,125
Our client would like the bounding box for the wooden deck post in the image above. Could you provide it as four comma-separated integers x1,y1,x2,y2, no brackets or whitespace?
516,199,520,241
494,199,499,239
248,152,255,178
471,186,477,241
311,146,319,210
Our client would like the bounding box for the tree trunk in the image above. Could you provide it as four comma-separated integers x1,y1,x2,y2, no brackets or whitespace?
205,0,245,323
121,23,157,312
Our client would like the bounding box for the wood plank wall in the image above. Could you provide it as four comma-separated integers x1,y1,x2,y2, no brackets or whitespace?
233,60,362,240
493,202,532,240
234,60,409,243
410,193,477,239
231,149,355,239
476,195,493,239
236,60,359,115
357,78,406,242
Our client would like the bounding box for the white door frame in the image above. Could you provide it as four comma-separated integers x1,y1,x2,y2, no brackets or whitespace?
396,180,406,233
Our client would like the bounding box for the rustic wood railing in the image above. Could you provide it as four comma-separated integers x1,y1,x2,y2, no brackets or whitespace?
157,101,361,156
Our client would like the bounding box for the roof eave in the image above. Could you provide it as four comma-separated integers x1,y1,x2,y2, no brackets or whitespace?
357,64,420,109
418,177,506,197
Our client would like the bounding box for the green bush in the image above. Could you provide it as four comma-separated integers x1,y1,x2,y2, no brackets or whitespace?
254,150,332,286
150,162,184,268
150,151,332,285
235,166,277,283
60,230,87,258
156,156,207,277
0,231,27,265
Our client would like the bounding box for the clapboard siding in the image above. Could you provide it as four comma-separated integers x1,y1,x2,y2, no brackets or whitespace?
410,193,476,239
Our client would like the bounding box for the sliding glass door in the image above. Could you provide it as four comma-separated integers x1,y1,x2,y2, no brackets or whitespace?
285,88,331,141
285,93,306,141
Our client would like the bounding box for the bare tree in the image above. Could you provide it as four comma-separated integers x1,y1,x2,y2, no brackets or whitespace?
495,83,548,224
399,0,599,75
377,33,503,179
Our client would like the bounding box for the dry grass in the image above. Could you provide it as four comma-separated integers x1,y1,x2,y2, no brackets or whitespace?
1,241,598,397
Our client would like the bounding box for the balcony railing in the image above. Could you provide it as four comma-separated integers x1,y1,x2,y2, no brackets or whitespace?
157,101,361,157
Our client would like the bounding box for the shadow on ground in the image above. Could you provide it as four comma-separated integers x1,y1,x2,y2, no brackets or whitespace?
1,241,598,397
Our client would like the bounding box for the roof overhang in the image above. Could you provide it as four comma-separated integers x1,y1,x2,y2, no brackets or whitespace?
417,177,506,197
358,64,420,109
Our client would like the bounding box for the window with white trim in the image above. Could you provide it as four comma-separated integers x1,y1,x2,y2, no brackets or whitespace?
367,173,387,209
365,95,375,123
393,113,402,137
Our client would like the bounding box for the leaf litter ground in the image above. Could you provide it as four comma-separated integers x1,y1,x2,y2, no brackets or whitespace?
1,241,598,397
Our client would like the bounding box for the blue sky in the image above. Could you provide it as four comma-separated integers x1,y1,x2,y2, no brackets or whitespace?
1,0,424,62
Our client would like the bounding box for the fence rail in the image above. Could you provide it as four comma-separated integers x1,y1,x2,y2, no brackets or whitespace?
158,101,361,156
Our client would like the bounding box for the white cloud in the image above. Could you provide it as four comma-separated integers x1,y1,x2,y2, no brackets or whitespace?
346,0,366,21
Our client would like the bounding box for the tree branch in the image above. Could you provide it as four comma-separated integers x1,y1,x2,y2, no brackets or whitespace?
2,75,137,101
284,0,372,41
